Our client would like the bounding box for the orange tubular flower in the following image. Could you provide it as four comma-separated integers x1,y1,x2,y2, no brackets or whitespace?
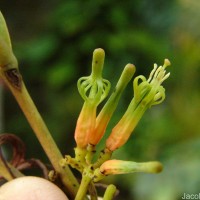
89,63,136,145
100,159,163,175
93,159,163,182
106,59,170,151
74,48,110,148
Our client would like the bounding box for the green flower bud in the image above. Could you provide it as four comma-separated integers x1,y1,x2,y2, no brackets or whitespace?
93,159,163,182
89,63,136,145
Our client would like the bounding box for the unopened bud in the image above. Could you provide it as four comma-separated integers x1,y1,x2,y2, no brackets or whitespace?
99,160,163,175
89,64,135,145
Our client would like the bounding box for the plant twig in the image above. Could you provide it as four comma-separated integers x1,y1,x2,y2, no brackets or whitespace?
7,162,25,178
75,174,91,200
0,11,79,197
0,148,14,181
0,69,79,198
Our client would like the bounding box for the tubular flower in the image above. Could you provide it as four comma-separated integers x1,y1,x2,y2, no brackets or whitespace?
93,159,163,182
74,48,110,148
89,63,136,145
106,59,170,151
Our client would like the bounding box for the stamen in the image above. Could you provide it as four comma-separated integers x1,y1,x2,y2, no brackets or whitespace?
153,66,163,80
160,72,170,84
163,58,171,68
147,64,157,82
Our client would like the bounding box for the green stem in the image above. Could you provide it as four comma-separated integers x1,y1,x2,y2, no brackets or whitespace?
0,71,79,198
0,157,14,180
75,174,91,200
7,163,25,178
85,144,96,164
74,146,87,164
103,184,116,200
93,148,112,169
0,150,24,180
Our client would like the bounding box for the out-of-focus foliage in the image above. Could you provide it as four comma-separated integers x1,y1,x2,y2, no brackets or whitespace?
0,0,200,199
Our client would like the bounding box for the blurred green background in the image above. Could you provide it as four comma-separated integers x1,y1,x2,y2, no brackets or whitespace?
1,0,200,199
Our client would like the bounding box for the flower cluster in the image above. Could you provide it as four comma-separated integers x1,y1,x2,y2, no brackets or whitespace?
60,48,170,199
0,11,171,199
